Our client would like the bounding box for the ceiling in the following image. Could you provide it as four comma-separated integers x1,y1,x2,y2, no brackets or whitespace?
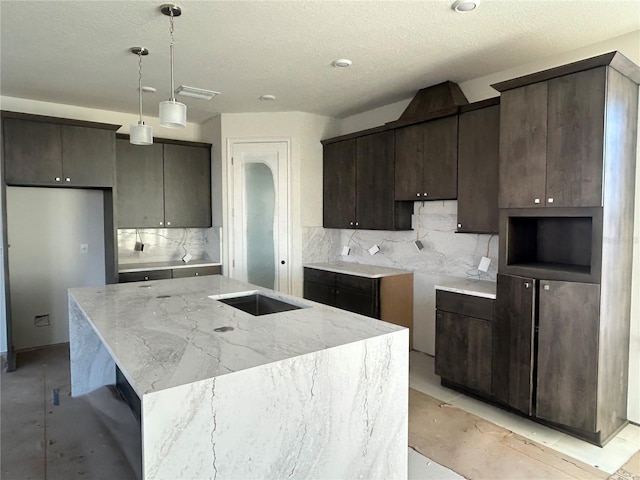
1,1,639,124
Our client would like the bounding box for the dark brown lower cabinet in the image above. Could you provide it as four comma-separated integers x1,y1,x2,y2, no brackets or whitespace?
119,265,221,283
303,267,413,346
435,310,492,394
435,291,494,396
536,280,600,433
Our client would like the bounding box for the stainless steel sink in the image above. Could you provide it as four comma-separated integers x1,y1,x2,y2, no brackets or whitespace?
209,291,307,316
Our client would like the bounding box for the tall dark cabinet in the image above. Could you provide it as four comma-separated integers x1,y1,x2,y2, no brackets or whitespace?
492,52,640,445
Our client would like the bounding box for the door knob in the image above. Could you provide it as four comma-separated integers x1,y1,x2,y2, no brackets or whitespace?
281,260,286,265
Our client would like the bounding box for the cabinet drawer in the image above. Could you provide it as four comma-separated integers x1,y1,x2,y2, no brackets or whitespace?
172,265,221,278
304,268,335,286
118,270,172,283
303,281,335,307
436,290,494,321
336,273,377,295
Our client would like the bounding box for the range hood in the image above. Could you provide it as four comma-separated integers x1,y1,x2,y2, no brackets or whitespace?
386,81,469,128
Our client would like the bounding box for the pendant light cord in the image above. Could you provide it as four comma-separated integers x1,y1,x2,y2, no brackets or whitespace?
169,8,176,102
137,52,144,123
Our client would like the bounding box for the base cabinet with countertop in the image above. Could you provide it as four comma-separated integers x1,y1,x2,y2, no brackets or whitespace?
303,263,413,346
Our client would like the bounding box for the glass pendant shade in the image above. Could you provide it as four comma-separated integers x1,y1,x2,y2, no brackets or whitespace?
159,99,187,128
130,122,153,145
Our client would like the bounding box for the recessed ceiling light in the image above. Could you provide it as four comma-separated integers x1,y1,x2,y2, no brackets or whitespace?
175,85,220,100
451,0,480,12
332,59,352,68
259,94,276,101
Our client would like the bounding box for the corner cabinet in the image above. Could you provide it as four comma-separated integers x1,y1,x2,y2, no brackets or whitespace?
303,266,413,346
394,115,458,201
3,115,117,187
322,131,412,230
115,137,212,228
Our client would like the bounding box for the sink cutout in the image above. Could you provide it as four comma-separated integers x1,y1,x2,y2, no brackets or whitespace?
209,291,308,316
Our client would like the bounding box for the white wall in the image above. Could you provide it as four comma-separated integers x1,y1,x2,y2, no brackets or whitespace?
334,30,640,423
7,188,105,349
201,112,340,296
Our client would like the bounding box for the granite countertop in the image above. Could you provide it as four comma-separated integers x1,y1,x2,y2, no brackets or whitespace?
69,275,404,397
304,262,413,278
434,277,497,299
118,260,222,273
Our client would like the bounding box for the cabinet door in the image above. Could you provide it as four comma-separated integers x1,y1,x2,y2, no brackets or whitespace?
323,140,356,228
457,105,499,233
394,124,424,201
61,125,115,187
303,281,335,307
546,68,606,208
435,310,492,394
335,289,377,318
115,140,164,228
536,280,599,432
355,131,395,230
163,144,212,228
494,274,536,414
498,83,548,208
422,115,458,200
3,118,62,185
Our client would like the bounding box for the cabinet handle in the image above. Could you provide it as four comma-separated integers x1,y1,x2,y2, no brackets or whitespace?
416,193,421,197
524,282,530,288
144,276,149,280
350,222,354,226
355,222,359,226
65,177,71,182
534,198,541,204
547,198,554,204
167,221,171,226
159,221,163,226
55,177,61,182
195,272,199,276
457,223,462,229
423,193,427,197
543,284,550,291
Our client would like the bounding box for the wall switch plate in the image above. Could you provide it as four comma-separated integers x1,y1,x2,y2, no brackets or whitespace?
414,240,424,251
478,256,491,272
341,246,351,256
368,245,380,255
182,253,193,263
134,241,144,252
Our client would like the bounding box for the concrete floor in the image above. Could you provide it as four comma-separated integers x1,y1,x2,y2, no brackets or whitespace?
1,344,141,480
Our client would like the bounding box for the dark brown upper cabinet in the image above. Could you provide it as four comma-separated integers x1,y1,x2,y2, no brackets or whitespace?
322,132,412,231
394,115,458,201
494,54,639,209
456,100,500,233
116,137,212,229
3,115,117,188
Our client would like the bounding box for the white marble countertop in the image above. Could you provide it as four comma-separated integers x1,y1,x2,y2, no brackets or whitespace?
118,260,222,273
69,275,404,397
434,277,497,299
304,262,413,278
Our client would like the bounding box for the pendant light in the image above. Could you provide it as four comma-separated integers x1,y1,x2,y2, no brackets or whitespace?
129,47,153,145
159,4,187,128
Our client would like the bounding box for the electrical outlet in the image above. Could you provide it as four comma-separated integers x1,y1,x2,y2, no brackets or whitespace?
478,256,491,272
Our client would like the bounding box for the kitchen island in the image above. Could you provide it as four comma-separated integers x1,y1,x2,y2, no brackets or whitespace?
69,275,408,480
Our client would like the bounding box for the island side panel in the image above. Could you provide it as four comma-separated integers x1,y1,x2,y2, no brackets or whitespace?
69,294,115,396
142,329,408,480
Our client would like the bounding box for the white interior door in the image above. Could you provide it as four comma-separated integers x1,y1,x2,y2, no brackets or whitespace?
230,142,290,293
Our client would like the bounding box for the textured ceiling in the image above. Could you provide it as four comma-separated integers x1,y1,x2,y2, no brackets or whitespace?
1,1,639,123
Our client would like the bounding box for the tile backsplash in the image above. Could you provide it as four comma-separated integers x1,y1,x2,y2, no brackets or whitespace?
303,200,498,281
118,227,221,264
